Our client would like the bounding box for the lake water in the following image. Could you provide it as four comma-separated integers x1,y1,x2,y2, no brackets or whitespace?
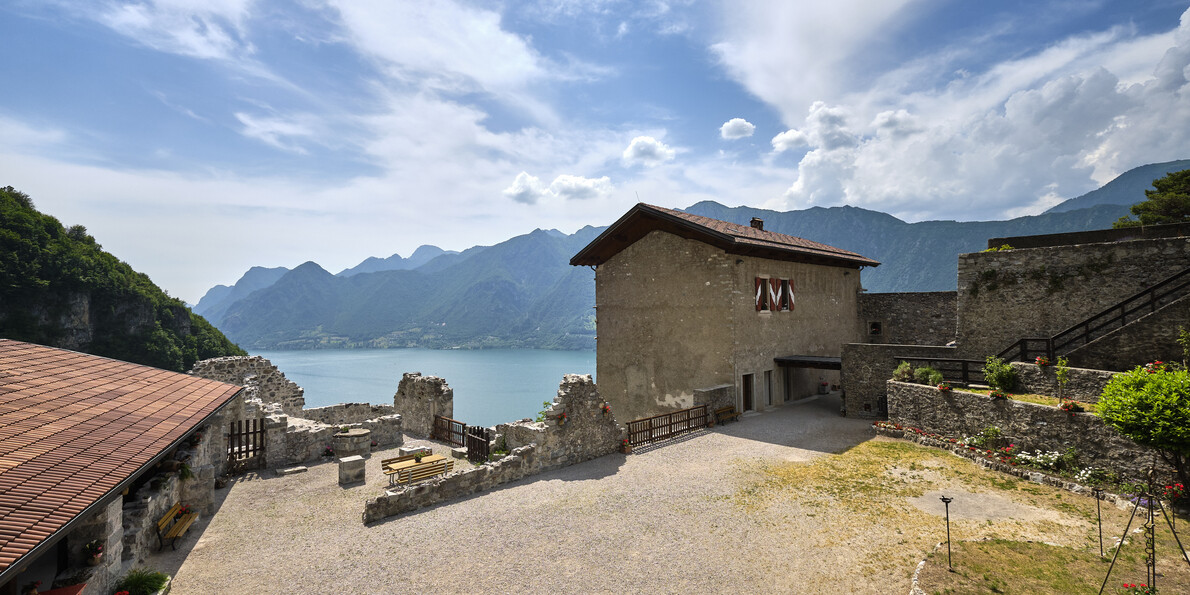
254,349,596,428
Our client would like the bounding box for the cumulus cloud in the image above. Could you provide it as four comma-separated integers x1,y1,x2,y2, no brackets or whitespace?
771,129,808,152
502,172,613,204
621,135,676,167
719,117,755,139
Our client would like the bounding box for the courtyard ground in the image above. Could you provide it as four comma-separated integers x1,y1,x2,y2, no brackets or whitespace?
147,394,1178,594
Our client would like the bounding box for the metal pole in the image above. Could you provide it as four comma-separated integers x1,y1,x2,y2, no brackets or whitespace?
1093,487,1104,557
940,496,954,571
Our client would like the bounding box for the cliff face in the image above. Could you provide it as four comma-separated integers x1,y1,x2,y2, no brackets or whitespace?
0,186,245,371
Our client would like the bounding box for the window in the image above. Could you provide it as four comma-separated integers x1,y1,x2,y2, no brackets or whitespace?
869,321,882,335
778,279,793,311
754,277,770,311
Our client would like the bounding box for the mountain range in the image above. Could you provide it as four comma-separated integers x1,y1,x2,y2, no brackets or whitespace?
196,161,1186,350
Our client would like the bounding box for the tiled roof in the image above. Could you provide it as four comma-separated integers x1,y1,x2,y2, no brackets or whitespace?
570,203,880,268
0,340,242,577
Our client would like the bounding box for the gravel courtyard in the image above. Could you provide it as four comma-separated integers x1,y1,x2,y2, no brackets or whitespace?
152,394,1101,594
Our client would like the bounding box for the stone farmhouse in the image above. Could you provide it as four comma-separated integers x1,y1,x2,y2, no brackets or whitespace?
0,339,242,595
570,203,880,423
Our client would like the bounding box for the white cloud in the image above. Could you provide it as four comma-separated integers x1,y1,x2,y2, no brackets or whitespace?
97,0,255,61
234,112,318,154
502,172,613,204
770,129,807,152
719,117,755,139
621,135,676,167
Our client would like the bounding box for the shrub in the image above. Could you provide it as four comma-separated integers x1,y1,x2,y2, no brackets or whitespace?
892,361,914,383
1099,366,1190,485
983,356,1018,391
114,568,170,595
913,366,944,386
964,425,1003,449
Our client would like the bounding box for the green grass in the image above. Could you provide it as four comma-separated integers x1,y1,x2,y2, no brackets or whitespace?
959,387,1099,414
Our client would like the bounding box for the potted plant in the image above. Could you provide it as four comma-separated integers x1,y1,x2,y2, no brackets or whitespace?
601,403,611,416
20,580,39,595
557,412,567,426
1060,400,1084,415
414,451,424,463
621,438,631,454
1035,355,1051,367
174,505,191,520
83,539,104,566
937,383,953,393
322,445,334,457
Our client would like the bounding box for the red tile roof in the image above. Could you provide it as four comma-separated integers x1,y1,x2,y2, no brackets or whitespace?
570,203,880,268
0,339,242,578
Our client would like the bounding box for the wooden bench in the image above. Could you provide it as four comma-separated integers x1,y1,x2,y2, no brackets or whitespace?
394,460,454,486
382,452,438,485
714,406,741,424
157,503,198,551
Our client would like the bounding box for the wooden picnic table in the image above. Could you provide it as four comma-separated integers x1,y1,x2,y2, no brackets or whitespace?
383,454,447,485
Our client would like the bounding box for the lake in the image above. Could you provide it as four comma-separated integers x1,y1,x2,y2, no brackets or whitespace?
254,348,596,428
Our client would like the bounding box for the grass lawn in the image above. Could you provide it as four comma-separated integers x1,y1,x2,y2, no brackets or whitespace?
959,387,1098,413
733,438,1188,593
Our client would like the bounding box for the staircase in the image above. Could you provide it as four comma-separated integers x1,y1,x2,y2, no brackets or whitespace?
996,266,1190,363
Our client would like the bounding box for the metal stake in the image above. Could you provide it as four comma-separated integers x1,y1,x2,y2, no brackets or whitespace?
1093,487,1104,557
940,495,954,571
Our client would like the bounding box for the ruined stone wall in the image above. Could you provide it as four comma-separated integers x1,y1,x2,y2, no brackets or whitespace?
1011,362,1118,404
840,343,957,418
955,236,1190,359
364,374,624,522
857,291,956,346
190,355,305,414
887,381,1167,481
277,414,403,465
299,403,397,425
392,372,453,437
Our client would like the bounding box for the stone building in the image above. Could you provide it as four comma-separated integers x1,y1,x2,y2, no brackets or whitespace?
0,339,243,595
570,203,879,423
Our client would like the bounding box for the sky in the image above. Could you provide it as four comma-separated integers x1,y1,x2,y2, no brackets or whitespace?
2,1,1190,304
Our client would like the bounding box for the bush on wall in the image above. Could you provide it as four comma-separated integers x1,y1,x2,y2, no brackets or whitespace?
1099,364,1190,485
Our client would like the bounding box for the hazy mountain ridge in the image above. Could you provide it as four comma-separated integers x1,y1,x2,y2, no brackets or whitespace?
1044,159,1190,214
200,161,1182,349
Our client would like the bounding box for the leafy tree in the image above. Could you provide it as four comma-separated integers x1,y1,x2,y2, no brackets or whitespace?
1098,366,1190,485
0,186,245,371
982,356,1018,391
1113,168,1190,228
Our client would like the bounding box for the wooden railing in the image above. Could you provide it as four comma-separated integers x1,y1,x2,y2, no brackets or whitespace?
432,415,466,447
465,425,491,463
997,266,1190,362
227,417,265,469
626,405,709,447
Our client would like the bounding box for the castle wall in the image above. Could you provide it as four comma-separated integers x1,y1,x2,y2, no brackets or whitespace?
857,291,956,346
392,372,453,437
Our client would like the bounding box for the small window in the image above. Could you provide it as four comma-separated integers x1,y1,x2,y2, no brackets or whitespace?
778,279,792,311
754,277,770,311
869,321,882,336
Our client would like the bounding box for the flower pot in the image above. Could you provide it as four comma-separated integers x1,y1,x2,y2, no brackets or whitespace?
621,444,632,454
86,554,102,566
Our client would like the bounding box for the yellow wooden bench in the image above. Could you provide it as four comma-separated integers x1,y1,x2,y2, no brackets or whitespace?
157,503,199,551
382,452,443,486
714,406,741,424
394,460,454,486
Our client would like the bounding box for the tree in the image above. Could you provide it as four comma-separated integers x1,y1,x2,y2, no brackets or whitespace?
1098,365,1190,485
1113,169,1190,228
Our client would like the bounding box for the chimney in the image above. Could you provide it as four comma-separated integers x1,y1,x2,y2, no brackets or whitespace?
750,217,764,231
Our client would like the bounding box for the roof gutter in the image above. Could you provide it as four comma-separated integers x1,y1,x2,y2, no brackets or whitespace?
0,387,244,585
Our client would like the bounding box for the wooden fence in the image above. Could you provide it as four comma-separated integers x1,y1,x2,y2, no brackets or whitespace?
626,405,709,447
226,417,265,471
432,415,466,446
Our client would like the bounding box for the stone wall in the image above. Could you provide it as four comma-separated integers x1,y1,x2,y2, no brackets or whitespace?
279,414,403,465
693,384,734,413
1011,362,1118,403
887,381,1167,481
1065,294,1190,372
841,343,957,418
190,355,305,414
986,221,1190,250
857,291,957,346
299,402,397,425
363,374,624,522
955,235,1190,359
392,372,453,437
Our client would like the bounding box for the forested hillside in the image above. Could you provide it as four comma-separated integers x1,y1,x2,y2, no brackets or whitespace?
0,186,245,371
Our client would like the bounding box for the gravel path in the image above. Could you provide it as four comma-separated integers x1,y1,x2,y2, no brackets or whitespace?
147,395,1075,594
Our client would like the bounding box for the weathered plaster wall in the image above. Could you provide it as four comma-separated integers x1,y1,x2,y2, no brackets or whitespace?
840,343,957,418
857,291,956,346
364,374,623,522
728,251,862,412
887,381,1167,481
595,231,735,422
392,372,453,437
955,236,1190,359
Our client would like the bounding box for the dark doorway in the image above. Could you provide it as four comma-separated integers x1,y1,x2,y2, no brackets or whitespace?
742,373,754,411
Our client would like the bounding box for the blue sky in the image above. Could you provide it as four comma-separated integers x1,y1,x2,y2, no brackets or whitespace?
2,1,1189,303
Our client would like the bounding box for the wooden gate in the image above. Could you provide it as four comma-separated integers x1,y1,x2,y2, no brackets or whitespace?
465,425,491,463
626,405,709,447
432,415,466,446
226,417,265,472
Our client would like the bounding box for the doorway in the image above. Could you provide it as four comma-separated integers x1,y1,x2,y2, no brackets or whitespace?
742,373,754,411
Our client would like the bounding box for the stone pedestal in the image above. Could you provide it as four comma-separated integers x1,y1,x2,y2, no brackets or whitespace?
338,455,365,485
332,428,372,459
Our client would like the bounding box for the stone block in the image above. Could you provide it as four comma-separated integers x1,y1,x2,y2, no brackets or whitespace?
277,466,307,476
398,446,430,457
338,455,366,485
450,447,467,459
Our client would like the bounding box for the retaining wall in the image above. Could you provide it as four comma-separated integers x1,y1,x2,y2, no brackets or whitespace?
364,374,624,522
887,381,1166,481
1010,362,1118,403
300,403,398,425
841,343,957,418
